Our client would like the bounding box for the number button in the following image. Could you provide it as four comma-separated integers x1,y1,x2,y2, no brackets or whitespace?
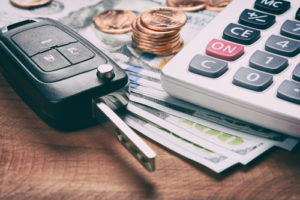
249,50,288,74
280,20,300,40
293,63,300,82
57,42,94,64
296,7,300,21
233,67,273,91
277,80,300,104
265,35,300,57
223,23,260,45
254,0,290,15
32,49,70,72
188,55,228,78
206,38,244,61
239,9,275,29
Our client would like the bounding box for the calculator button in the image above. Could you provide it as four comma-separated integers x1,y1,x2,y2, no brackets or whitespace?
233,67,273,91
296,7,300,21
223,23,260,45
277,80,300,104
206,38,244,61
188,55,228,78
249,50,288,74
280,20,300,40
292,63,300,82
57,42,94,64
265,35,300,57
254,0,290,15
32,49,70,72
12,25,76,56
239,9,275,29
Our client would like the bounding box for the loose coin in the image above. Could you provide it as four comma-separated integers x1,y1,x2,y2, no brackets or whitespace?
140,7,187,32
167,0,208,12
10,0,52,8
206,0,231,12
94,9,137,34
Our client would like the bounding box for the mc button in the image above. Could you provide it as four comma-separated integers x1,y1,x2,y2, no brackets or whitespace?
254,0,290,15
206,38,244,61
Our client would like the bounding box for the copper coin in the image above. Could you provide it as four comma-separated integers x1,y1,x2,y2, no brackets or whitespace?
94,9,137,34
133,38,181,50
167,0,208,12
140,7,187,32
133,33,180,44
131,18,177,39
206,0,231,12
10,0,52,8
136,17,177,37
134,39,184,56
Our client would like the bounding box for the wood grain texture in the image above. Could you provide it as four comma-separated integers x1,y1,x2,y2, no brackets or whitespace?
0,73,299,200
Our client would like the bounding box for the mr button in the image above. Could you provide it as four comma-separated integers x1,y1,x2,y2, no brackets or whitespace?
188,55,228,78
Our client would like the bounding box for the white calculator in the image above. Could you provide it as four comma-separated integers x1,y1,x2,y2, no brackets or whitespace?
161,0,300,138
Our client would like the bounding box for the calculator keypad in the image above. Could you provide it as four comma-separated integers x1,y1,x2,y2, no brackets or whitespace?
277,80,300,104
206,38,244,61
254,0,290,15
239,9,275,29
280,20,300,40
249,50,288,74
296,8,300,20
265,35,300,57
233,67,273,91
292,63,300,82
188,55,228,78
223,23,260,45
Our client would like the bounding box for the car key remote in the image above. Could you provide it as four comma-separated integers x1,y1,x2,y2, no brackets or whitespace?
0,18,155,171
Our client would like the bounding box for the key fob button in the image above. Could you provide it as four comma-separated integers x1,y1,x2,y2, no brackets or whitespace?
12,25,76,56
57,42,95,64
32,49,70,72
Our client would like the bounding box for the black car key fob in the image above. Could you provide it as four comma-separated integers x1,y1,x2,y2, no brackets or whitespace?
0,18,155,171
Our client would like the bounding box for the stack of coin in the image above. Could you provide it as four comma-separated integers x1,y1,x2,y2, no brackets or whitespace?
131,7,187,56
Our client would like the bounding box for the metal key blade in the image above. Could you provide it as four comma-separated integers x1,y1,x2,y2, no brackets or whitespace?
93,99,156,172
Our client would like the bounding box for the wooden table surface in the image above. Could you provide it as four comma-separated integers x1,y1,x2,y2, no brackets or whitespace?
0,73,299,200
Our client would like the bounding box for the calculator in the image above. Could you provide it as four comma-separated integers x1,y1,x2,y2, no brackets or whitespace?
161,0,300,138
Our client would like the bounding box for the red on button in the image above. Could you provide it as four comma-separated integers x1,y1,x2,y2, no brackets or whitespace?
206,38,244,61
